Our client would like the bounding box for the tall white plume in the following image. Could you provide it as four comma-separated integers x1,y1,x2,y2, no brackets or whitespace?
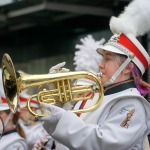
74,35,105,74
110,0,150,37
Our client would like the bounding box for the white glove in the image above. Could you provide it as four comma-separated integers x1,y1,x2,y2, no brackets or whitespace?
40,102,66,135
49,62,70,73
63,102,75,110
32,136,49,150
48,62,70,90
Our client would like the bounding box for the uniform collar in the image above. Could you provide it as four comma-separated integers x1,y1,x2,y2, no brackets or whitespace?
104,79,135,95
3,128,17,136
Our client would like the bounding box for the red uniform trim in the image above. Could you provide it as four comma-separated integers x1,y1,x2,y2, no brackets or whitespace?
77,93,92,117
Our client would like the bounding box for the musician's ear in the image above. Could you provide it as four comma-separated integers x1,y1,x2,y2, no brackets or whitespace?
123,62,134,75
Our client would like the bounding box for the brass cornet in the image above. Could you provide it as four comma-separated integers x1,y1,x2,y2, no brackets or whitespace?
2,53,104,118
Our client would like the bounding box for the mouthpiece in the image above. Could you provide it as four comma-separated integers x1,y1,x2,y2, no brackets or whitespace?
97,72,102,77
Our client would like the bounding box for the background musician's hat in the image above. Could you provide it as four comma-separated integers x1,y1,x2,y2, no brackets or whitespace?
0,97,9,111
74,34,105,74
74,35,105,86
19,90,39,108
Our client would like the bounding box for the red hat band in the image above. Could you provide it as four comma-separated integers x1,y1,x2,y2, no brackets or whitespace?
118,34,148,70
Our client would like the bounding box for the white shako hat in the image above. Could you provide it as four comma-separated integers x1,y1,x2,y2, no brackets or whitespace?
97,33,150,75
0,97,9,111
97,0,150,78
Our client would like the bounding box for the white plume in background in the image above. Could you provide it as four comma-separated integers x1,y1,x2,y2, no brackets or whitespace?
110,0,150,37
74,35,105,74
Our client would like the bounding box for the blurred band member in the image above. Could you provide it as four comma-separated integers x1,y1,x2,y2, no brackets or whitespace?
18,83,54,150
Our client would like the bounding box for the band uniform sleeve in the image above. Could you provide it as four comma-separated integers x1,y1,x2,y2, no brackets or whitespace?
52,97,147,150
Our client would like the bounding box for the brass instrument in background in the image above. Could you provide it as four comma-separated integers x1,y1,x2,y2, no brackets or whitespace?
2,53,104,118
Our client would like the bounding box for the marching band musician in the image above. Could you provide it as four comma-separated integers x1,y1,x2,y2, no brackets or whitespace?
38,0,150,149
0,69,28,150
18,71,54,150
40,34,150,150
0,100,28,150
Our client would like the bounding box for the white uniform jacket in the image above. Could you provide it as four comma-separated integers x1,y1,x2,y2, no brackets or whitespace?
52,80,150,150
0,129,28,150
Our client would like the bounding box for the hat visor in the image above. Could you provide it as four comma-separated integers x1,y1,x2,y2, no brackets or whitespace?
97,44,125,56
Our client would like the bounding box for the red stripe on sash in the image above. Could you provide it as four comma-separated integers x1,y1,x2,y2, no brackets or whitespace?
77,93,92,117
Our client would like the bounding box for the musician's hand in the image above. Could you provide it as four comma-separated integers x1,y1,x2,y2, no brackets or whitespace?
63,102,75,110
49,62,70,73
40,102,66,135
48,62,70,90
32,137,48,150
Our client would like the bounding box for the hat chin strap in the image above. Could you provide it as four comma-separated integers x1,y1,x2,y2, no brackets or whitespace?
103,56,134,87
